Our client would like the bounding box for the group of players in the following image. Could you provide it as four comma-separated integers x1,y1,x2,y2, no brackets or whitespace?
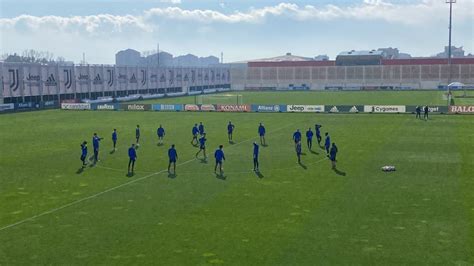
415,105,430,120
291,125,339,169
79,121,339,176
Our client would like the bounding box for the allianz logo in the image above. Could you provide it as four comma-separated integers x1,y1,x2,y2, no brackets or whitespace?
257,105,280,111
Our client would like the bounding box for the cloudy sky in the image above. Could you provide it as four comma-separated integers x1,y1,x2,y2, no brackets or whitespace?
0,0,473,64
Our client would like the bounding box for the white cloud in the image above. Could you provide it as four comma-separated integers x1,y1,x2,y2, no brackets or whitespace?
143,1,473,25
0,14,150,35
160,0,182,4
0,1,472,34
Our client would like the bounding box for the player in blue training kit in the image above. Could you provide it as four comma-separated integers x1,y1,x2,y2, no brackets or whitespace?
306,128,314,150
80,141,88,167
296,141,302,163
168,144,178,174
157,125,165,145
258,123,266,146
324,132,331,156
112,129,118,151
293,129,302,147
198,122,205,136
424,106,429,120
253,142,259,172
92,133,103,164
128,144,137,174
330,143,338,170
214,145,226,175
315,124,322,146
196,133,207,158
135,125,140,144
227,121,235,143
191,124,199,146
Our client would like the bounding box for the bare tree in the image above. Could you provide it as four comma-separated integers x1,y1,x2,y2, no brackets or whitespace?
4,49,64,64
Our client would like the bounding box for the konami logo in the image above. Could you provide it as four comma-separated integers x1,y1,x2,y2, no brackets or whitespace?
217,104,250,112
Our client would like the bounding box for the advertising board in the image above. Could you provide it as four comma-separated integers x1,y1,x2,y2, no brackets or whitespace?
364,105,406,113
287,105,325,113
61,103,91,110
251,105,287,112
217,104,251,112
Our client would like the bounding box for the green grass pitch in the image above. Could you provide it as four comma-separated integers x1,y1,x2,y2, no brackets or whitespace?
0,91,473,265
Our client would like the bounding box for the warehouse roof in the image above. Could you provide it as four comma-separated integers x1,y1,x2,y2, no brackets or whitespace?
338,50,383,56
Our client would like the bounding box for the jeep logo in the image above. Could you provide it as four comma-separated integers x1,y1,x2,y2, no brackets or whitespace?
289,105,304,112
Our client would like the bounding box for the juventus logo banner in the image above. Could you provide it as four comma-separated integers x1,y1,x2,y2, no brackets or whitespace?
105,67,116,92
158,68,166,89
168,68,175,87
191,69,196,84
7,67,21,97
59,66,75,94
2,65,12,98
140,68,147,88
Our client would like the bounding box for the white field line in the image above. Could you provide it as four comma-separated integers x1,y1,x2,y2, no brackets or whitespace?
0,123,294,232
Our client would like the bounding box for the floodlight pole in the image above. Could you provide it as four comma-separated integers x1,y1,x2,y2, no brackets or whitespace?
446,0,456,97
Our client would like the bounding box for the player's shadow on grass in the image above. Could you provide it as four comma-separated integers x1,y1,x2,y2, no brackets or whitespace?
309,150,319,155
76,167,85,174
215,173,226,180
299,162,307,170
333,168,346,176
199,158,208,164
157,143,164,147
168,173,177,179
229,140,235,145
109,150,115,154
254,171,264,179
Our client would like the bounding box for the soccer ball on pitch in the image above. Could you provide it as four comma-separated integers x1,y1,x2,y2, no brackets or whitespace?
381,165,396,172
